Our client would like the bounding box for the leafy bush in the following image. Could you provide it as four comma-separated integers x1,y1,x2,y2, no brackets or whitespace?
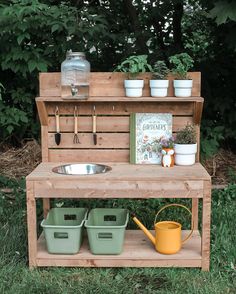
0,0,110,142
200,120,224,159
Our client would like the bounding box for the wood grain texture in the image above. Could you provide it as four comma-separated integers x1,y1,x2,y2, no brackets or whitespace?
193,101,203,162
43,199,50,219
45,101,194,115
37,96,204,102
33,180,203,199
26,181,37,268
27,162,211,182
48,133,129,149
36,100,48,126
201,180,212,271
192,198,199,230
36,230,201,267
39,72,201,97
41,126,49,162
48,149,129,162
47,116,193,133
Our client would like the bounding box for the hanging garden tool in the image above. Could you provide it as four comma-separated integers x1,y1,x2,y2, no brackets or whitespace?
55,106,61,145
73,106,80,144
92,105,97,145
132,203,194,254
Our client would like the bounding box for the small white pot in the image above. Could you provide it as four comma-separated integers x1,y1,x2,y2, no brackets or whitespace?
149,80,169,97
124,80,144,97
173,80,193,97
174,143,197,165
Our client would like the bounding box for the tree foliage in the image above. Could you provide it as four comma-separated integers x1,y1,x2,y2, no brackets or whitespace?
0,0,235,150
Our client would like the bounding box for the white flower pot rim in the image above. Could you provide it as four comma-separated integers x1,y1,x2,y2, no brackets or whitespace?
149,80,169,87
174,143,197,155
173,79,193,87
124,79,144,85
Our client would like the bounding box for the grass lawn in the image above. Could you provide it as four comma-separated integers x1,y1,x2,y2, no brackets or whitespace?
0,176,235,294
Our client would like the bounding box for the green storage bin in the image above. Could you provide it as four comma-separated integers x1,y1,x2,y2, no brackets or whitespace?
41,207,88,254
85,208,129,255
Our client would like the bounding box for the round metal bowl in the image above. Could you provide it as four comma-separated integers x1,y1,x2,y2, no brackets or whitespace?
52,163,112,175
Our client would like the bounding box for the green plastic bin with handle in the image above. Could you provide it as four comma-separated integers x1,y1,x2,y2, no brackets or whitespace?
85,208,129,255
41,207,88,254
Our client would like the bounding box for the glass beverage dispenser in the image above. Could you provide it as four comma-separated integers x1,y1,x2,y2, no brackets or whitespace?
61,50,90,99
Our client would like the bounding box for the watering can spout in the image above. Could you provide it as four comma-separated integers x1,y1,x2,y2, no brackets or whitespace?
132,216,156,246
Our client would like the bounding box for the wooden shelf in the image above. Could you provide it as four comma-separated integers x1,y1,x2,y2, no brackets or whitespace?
36,96,204,102
36,230,202,267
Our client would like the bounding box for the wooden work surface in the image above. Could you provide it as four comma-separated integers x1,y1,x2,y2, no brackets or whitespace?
26,163,210,199
27,162,210,182
36,230,201,267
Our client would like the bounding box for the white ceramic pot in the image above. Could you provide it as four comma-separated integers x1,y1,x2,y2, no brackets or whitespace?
174,143,197,165
149,80,169,97
124,80,144,97
173,80,193,97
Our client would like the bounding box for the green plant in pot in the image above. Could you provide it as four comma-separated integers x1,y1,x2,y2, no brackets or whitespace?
174,124,197,165
115,55,152,97
150,61,170,97
169,53,194,97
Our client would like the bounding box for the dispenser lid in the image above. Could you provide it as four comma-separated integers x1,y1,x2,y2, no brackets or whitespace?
66,50,85,57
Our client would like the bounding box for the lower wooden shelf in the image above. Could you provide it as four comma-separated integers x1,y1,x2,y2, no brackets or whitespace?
36,230,202,267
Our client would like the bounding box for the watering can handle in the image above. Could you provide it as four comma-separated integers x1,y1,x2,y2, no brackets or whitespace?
154,203,194,244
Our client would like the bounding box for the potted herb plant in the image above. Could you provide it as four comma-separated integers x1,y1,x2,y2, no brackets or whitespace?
149,61,170,97
115,55,152,97
174,124,197,165
169,53,194,97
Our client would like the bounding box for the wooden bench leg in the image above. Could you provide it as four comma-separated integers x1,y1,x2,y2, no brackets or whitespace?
192,199,198,230
43,198,50,219
26,181,37,269
201,180,211,271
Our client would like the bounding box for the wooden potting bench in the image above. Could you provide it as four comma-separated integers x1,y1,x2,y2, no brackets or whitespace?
26,72,211,270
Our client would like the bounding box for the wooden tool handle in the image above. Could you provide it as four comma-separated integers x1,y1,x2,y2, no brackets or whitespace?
56,113,60,133
93,115,96,133
74,114,78,134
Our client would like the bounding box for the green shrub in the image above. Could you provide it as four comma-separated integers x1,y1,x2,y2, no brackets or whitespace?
200,120,224,159
0,0,110,142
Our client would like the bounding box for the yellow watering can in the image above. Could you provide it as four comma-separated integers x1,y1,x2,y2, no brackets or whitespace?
132,204,194,254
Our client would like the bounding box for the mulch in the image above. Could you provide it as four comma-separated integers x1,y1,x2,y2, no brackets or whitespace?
0,139,41,179
0,140,235,186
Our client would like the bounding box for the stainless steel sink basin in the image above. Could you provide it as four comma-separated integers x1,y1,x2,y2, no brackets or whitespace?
52,163,112,175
